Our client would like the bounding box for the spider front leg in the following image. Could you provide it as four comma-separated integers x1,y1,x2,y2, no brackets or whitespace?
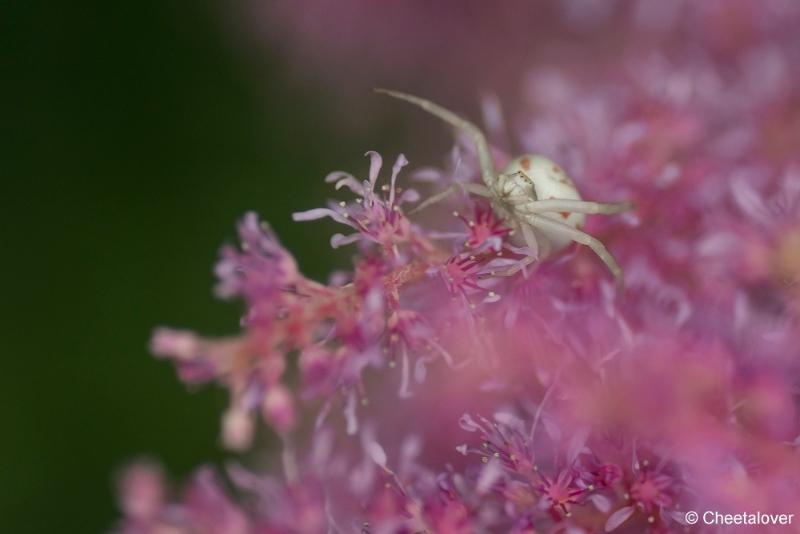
409,182,493,215
517,198,636,215
483,223,540,278
526,214,625,292
375,89,498,188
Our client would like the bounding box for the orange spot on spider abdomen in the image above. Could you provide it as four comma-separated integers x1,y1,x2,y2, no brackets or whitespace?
520,157,530,170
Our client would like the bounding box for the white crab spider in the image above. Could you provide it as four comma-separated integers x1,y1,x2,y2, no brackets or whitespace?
376,88,635,291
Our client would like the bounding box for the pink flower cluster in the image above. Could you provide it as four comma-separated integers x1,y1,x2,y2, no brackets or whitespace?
116,4,800,533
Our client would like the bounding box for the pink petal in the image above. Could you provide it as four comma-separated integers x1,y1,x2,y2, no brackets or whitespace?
365,150,383,188
605,506,636,532
292,207,344,222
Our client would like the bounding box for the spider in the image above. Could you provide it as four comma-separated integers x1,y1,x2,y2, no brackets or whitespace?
376,89,635,291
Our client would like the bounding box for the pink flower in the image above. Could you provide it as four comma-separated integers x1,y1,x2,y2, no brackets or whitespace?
114,464,249,534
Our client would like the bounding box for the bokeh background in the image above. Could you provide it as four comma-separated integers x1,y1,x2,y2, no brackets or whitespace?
3,2,345,532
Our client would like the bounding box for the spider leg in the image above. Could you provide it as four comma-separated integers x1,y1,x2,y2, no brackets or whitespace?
461,182,493,197
408,182,493,215
488,223,539,278
521,224,540,258
375,89,497,188
507,195,536,205
491,256,537,278
517,199,635,215
526,214,625,292
408,184,460,215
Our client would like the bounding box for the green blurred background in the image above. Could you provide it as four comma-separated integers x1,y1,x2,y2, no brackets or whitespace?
2,2,455,532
